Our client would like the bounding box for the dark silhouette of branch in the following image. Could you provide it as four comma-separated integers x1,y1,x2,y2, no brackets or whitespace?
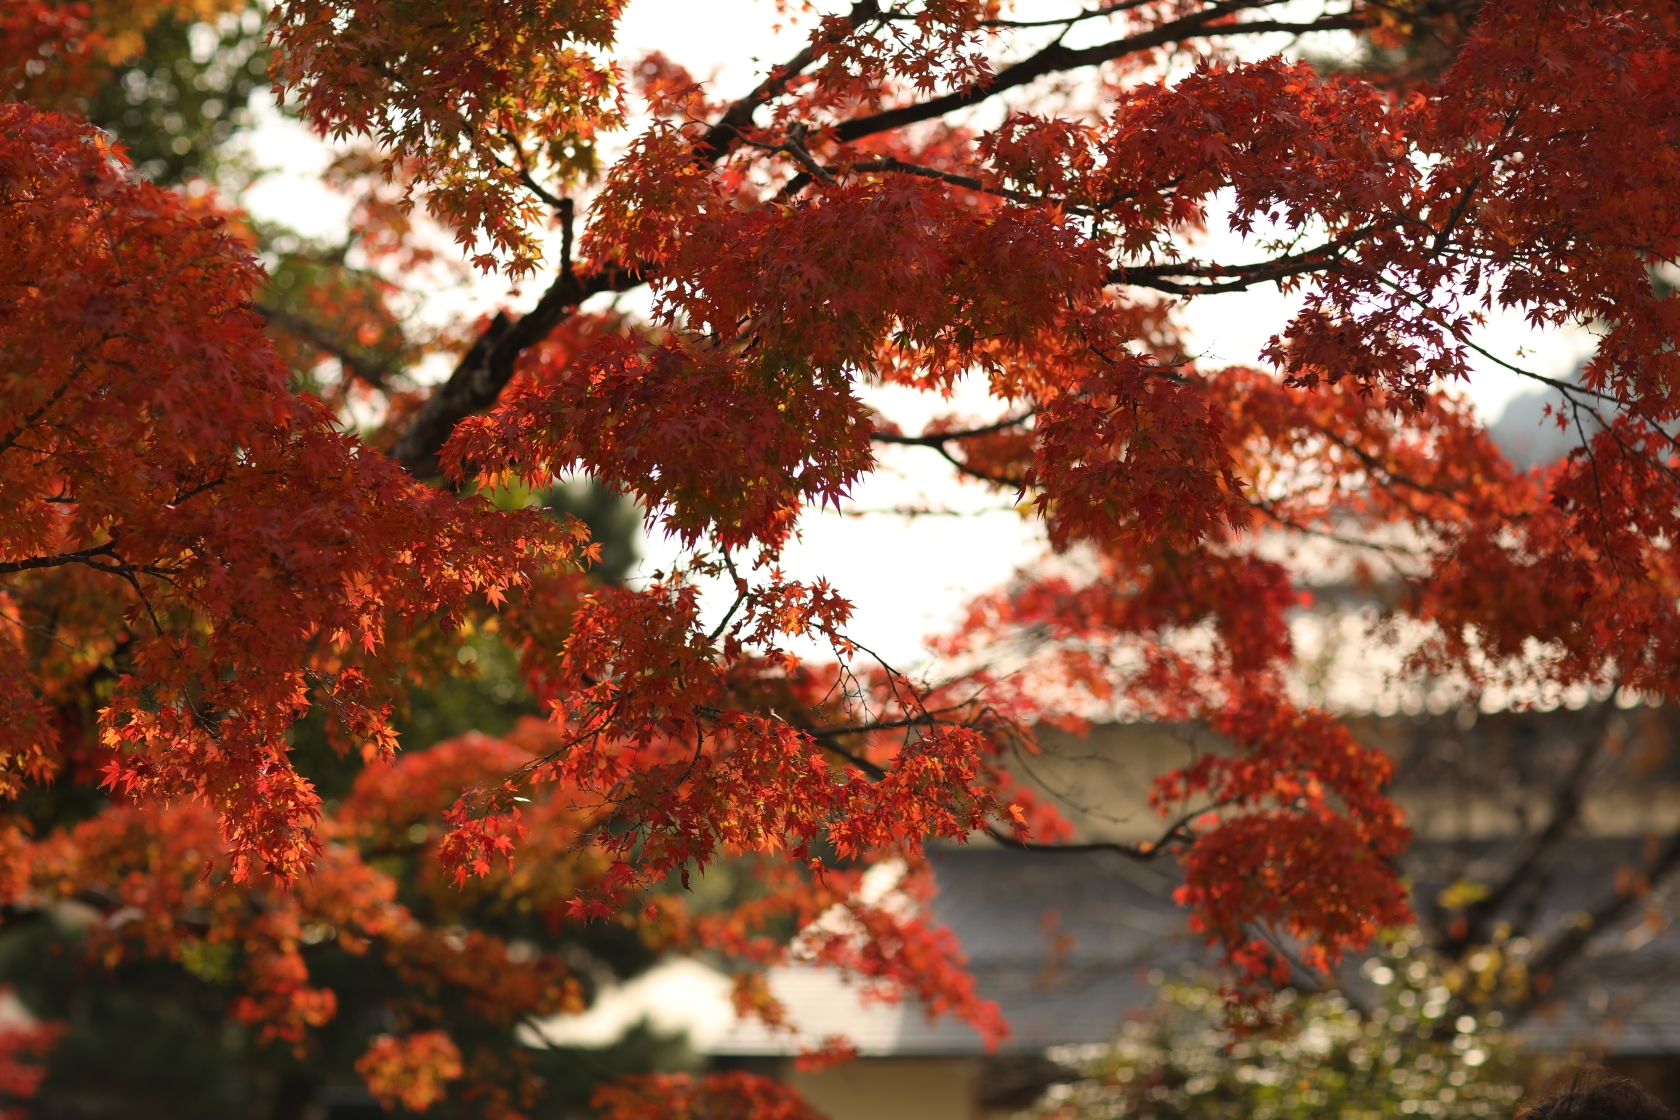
1441,710,1611,954
389,264,642,476
1112,234,1378,295
983,824,1173,860
871,414,1034,487
0,541,122,575
1524,827,1680,1002
834,5,1367,144
255,301,390,388
870,412,1034,447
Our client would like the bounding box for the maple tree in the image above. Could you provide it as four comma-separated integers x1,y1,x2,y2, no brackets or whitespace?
4,0,1680,1114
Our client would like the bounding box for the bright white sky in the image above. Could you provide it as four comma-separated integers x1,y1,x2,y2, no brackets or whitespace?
233,0,1599,668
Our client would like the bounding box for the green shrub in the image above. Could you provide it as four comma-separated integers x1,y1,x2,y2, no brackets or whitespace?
1035,935,1539,1120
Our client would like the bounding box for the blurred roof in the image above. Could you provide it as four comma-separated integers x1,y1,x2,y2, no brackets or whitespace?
706,847,1206,1057
705,843,1680,1059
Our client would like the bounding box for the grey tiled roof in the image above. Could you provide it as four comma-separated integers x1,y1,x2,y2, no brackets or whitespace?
707,846,1209,1057
707,842,1680,1057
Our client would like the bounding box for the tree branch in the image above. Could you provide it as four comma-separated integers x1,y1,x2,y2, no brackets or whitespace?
389,264,643,477
692,0,884,163
871,415,1034,486
869,412,1034,447
1440,710,1611,955
386,3,878,478
1112,233,1378,295
834,5,1367,144
982,800,1217,860
1523,826,1680,1004
979,0,1162,30
0,541,120,575
255,302,390,388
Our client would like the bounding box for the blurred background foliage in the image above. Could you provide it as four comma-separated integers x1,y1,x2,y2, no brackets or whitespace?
80,5,269,184
1033,934,1549,1120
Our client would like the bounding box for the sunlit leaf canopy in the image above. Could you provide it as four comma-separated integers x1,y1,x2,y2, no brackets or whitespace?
3,0,1680,1113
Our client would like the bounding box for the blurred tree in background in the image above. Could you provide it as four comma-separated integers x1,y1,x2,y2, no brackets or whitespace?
78,5,268,184
1034,934,1542,1120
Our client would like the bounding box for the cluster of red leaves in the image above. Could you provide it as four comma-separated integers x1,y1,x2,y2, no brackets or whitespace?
432,571,1017,1046
488,570,1003,898
355,1030,465,1113
3,712,1010,1109
269,0,623,272
0,105,573,881
0,1017,63,1120
448,327,876,550
593,1071,826,1120
5,726,620,1112
0,0,99,105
